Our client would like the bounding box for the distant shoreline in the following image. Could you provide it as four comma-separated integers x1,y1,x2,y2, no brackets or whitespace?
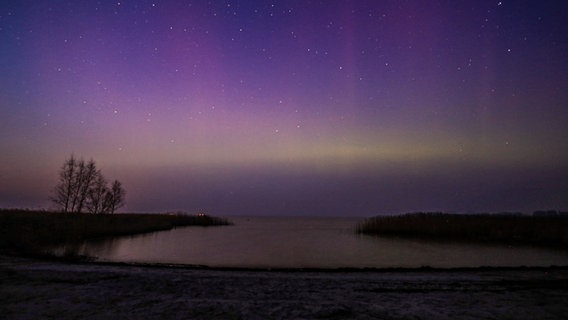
357,212,568,249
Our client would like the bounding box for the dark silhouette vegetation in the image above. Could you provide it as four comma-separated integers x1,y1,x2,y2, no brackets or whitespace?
356,212,568,248
0,209,231,256
51,155,125,214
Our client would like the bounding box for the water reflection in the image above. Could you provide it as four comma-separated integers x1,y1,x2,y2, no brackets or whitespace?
63,216,568,268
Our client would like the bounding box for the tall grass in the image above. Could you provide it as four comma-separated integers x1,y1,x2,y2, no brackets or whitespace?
356,212,568,248
0,209,231,256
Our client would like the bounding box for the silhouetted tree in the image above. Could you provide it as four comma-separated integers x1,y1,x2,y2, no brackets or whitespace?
106,180,126,214
51,155,78,213
73,159,98,213
51,155,97,213
51,155,126,213
86,173,108,214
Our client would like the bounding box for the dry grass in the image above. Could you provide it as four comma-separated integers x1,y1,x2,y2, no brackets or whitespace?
0,209,231,256
356,212,568,248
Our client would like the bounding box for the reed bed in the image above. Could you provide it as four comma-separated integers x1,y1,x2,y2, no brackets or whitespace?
0,209,231,255
356,212,568,248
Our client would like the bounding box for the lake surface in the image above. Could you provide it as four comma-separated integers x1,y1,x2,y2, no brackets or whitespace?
67,216,568,269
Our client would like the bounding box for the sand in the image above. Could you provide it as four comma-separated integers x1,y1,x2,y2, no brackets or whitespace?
1,255,568,319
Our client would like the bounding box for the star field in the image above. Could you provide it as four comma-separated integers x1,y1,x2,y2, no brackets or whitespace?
1,1,567,215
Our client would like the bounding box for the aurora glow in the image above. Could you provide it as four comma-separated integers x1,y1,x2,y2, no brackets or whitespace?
1,1,567,215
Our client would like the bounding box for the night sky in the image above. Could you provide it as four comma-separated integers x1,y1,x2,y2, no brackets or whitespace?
1,1,567,216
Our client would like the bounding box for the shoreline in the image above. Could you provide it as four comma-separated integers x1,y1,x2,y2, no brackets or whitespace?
9,251,568,273
5,253,568,275
0,209,231,256
49,256,568,273
357,213,568,248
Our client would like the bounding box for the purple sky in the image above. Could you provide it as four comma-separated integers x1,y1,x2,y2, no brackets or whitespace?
1,1,567,216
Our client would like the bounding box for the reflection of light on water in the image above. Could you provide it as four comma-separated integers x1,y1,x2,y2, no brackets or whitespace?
50,237,122,259
67,217,568,269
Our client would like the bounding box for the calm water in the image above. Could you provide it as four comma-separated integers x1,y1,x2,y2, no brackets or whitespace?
67,216,568,269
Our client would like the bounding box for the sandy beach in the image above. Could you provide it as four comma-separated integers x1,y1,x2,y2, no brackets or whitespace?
1,256,567,319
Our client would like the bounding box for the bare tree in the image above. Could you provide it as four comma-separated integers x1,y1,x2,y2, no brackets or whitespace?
86,173,108,214
51,155,78,213
75,159,98,213
51,155,126,214
106,180,126,214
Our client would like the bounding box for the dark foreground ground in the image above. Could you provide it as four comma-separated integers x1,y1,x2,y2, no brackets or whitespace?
1,256,568,320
